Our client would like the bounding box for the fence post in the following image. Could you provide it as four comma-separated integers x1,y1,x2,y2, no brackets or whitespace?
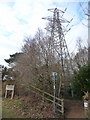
61,99,64,116
42,92,45,102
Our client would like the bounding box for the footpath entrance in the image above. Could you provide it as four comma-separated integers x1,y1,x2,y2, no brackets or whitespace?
65,99,90,118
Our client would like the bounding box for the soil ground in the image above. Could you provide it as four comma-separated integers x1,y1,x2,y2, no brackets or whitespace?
65,99,90,118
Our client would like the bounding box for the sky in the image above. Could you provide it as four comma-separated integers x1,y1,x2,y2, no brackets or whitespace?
0,0,89,66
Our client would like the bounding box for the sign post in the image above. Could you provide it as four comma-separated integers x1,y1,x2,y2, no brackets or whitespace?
52,72,58,113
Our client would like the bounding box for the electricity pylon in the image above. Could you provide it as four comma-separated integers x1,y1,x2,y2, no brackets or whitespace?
43,8,73,98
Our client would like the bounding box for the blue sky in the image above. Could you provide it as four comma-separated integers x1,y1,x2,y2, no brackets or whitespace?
0,0,88,66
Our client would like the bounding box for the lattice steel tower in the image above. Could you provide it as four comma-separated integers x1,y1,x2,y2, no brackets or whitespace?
43,8,73,97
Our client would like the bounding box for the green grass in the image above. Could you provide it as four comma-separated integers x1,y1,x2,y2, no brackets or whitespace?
2,97,27,118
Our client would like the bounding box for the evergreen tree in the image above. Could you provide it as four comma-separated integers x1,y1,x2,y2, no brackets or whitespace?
73,65,90,97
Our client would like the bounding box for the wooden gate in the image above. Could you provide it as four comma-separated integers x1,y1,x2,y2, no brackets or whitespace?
28,84,64,116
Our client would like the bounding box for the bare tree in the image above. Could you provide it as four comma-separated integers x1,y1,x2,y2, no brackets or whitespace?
71,38,88,71
14,27,65,96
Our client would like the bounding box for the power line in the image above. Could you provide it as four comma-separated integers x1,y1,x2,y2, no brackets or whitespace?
42,8,73,99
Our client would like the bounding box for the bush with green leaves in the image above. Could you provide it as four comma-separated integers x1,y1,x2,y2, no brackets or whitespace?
73,65,90,97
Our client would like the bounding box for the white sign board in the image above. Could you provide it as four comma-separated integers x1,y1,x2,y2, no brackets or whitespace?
5,85,15,99
52,72,58,81
84,101,88,108
52,72,58,77
6,85,14,91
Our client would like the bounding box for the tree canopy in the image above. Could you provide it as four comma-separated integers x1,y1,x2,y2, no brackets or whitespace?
4,52,22,65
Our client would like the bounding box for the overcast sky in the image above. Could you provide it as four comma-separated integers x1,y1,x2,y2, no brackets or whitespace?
0,0,88,66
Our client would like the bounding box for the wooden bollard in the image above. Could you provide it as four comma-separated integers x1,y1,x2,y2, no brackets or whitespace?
84,100,89,118
83,91,89,119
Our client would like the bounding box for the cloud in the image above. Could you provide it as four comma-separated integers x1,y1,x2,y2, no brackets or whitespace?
0,0,88,66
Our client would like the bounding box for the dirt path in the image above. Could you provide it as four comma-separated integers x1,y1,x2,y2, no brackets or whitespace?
64,99,89,118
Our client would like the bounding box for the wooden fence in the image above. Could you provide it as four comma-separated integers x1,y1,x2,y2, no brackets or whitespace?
28,84,64,116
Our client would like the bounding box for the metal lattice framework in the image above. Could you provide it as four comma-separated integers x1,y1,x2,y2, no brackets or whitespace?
43,8,73,97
